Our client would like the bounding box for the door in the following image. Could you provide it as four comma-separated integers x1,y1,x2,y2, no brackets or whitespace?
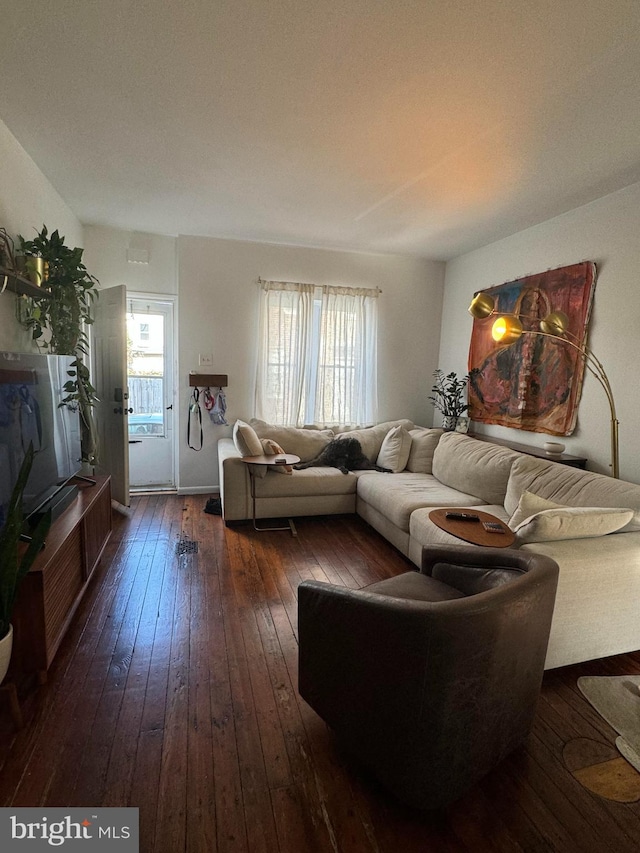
92,284,130,506
126,296,175,489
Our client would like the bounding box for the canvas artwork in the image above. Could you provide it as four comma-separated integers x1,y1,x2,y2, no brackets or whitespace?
468,261,597,436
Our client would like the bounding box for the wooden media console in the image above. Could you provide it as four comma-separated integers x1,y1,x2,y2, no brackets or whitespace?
10,474,112,680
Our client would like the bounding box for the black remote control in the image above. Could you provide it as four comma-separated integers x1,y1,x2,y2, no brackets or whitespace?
445,512,479,522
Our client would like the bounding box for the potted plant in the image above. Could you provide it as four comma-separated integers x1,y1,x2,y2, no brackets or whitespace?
0,444,51,683
429,369,472,431
16,225,100,464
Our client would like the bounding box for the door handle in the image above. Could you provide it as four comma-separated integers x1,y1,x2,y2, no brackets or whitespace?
166,404,173,410
114,407,134,415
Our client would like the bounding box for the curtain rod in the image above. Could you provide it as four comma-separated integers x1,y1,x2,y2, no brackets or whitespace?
257,276,382,293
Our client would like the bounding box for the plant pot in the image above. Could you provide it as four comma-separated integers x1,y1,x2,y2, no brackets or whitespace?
16,254,48,286
0,624,13,684
442,416,458,431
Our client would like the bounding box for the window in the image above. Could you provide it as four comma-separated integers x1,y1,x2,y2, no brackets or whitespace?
139,322,149,342
255,279,378,426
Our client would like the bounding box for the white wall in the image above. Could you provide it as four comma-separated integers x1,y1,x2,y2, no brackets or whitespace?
0,119,83,351
83,225,177,295
440,180,640,482
178,236,444,491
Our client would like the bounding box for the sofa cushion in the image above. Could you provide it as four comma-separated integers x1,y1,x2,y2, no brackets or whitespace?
250,420,334,462
432,433,520,505
357,472,484,532
334,419,414,461
431,562,523,594
233,419,263,456
365,572,465,602
504,455,640,533
376,425,412,473
254,465,358,498
405,428,443,474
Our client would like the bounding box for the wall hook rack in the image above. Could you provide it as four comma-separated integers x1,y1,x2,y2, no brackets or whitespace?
189,373,228,388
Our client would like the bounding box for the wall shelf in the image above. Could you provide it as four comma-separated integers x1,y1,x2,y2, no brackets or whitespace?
189,373,228,387
0,265,50,300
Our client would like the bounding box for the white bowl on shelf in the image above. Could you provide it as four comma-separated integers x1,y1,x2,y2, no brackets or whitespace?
543,441,565,456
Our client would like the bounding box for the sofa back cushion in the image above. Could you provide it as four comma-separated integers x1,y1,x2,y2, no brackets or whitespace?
334,419,414,462
432,433,520,505
250,420,334,463
405,428,443,474
504,455,640,532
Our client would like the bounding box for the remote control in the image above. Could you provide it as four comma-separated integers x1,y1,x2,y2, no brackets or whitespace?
445,512,479,522
482,521,505,533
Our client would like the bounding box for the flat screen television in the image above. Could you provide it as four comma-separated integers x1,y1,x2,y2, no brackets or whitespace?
0,351,83,528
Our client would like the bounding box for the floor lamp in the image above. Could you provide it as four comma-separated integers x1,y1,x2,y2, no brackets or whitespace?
468,292,619,478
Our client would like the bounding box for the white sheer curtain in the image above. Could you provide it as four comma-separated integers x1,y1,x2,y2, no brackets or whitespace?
315,285,378,426
255,280,314,425
254,279,378,426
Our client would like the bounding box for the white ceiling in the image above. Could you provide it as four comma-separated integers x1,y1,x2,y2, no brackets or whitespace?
1,0,640,260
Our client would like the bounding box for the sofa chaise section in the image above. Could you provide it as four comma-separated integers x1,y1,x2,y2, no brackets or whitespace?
358,432,522,558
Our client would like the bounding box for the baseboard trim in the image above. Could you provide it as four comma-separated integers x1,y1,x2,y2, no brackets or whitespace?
176,486,221,495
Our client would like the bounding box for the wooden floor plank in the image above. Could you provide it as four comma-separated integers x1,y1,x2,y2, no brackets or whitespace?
2,498,640,852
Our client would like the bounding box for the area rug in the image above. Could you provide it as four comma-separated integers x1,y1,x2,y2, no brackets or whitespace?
562,737,640,803
577,675,640,774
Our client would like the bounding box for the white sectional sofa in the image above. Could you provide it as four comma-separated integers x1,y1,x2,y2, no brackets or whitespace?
218,421,640,670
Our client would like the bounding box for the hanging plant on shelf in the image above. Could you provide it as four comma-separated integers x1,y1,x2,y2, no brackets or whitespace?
429,369,474,431
16,225,100,464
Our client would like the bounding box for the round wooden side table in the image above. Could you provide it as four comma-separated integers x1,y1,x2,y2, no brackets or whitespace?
428,508,515,548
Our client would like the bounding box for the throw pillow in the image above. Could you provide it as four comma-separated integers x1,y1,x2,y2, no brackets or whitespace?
261,438,293,475
508,491,561,529
233,419,263,457
376,425,412,473
512,505,633,544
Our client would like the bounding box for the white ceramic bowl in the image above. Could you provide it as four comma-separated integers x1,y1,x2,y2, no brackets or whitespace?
543,441,565,455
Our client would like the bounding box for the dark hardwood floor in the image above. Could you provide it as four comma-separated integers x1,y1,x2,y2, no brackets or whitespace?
1,494,640,852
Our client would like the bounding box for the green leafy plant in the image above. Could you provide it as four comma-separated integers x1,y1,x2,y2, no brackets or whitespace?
16,225,100,463
0,444,51,642
0,227,17,272
17,225,98,355
428,369,471,423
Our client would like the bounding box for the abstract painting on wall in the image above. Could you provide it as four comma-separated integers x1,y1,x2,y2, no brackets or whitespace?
468,261,597,436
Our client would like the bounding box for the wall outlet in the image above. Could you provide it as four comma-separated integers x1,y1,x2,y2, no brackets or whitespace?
199,353,213,367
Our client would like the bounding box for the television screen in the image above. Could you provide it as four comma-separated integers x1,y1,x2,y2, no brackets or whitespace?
0,351,82,527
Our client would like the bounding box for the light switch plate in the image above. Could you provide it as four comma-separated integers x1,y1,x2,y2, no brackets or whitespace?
199,353,213,367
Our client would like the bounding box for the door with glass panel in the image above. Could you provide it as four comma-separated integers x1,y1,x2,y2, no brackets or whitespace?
126,296,175,489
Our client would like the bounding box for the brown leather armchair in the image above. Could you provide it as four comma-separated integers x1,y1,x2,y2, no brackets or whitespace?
298,544,559,809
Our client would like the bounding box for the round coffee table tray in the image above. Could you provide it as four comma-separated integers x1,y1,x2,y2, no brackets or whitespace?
429,508,516,548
